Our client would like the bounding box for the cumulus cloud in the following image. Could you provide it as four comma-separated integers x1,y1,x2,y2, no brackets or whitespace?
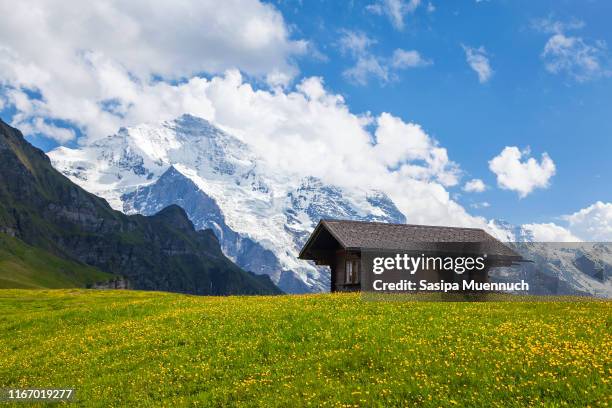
533,17,610,82
563,201,612,241
51,68,487,229
488,146,556,198
0,0,306,142
462,45,493,83
16,118,76,144
339,30,431,85
371,112,460,186
521,202,612,242
199,74,464,215
366,0,421,30
521,223,581,242
212,75,482,229
463,178,486,193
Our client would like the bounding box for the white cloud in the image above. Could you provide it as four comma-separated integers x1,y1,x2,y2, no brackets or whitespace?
344,55,391,85
372,112,460,186
391,49,432,68
0,0,306,141
463,178,486,193
339,31,431,85
338,30,376,57
462,45,493,83
120,72,471,229
199,74,462,197
542,34,608,82
366,0,421,31
488,146,556,198
533,18,609,82
35,65,486,230
231,77,475,228
1,0,305,80
521,223,581,242
521,201,612,242
563,201,612,241
17,118,76,143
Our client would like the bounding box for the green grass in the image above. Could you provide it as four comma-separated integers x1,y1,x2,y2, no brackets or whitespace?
0,290,610,407
0,234,114,289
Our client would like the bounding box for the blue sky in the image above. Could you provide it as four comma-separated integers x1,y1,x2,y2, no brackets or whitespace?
0,0,610,239
270,0,612,225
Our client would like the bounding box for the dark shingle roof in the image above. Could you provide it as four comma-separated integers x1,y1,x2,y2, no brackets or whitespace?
300,219,520,259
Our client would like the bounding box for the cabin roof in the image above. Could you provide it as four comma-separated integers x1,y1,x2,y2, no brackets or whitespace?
298,219,521,260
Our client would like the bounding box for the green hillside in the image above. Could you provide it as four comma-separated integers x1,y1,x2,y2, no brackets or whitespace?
0,234,113,289
0,290,609,407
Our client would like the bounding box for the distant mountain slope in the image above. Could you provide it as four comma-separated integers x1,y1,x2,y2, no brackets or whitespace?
489,220,611,297
490,241,612,298
0,234,113,289
0,119,280,295
50,114,406,292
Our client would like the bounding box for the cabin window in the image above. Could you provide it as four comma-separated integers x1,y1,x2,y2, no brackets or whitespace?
345,260,360,284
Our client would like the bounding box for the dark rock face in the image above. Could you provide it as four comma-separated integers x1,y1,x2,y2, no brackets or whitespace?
121,166,286,282
574,252,610,282
0,120,281,295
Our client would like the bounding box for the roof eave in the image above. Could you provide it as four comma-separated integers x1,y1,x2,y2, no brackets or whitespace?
298,220,348,260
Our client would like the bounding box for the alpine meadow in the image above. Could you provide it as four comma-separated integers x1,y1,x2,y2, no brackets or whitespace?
1,0,611,407
0,290,610,407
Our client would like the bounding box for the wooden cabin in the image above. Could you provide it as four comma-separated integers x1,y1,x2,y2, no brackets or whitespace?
298,219,521,292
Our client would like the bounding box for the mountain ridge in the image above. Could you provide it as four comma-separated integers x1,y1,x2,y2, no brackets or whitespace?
0,118,281,295
50,114,406,292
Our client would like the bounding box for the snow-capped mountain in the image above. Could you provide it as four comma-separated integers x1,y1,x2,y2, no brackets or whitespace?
489,221,611,297
489,220,536,243
49,114,405,292
489,242,612,297
49,114,610,297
